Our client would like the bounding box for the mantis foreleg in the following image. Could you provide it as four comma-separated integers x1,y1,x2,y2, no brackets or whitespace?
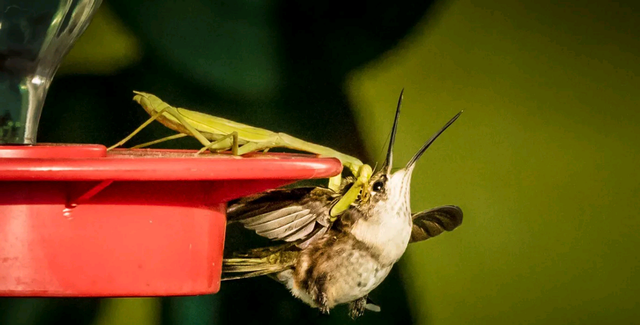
107,105,169,151
329,164,372,218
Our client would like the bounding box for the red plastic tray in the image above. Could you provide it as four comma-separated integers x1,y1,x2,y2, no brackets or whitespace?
0,144,341,297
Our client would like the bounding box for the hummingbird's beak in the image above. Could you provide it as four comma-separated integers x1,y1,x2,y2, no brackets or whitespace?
383,89,404,174
405,110,463,170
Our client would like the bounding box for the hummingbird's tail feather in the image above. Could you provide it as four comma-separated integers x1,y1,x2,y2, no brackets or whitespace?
222,244,298,281
222,258,289,281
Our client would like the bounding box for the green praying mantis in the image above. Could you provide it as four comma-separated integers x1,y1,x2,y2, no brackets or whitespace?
108,91,374,218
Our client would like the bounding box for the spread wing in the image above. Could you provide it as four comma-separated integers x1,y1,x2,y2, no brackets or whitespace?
409,205,463,243
227,187,339,248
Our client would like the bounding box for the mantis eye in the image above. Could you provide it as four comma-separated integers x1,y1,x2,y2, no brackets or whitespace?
372,180,385,193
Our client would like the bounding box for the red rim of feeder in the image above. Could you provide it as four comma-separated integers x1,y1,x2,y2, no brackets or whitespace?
0,144,341,297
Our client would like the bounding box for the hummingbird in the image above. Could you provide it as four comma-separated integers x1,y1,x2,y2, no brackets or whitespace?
223,91,463,318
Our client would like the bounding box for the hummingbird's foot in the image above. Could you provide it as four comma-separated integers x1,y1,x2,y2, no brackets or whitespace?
310,273,331,314
348,297,367,319
317,292,330,314
318,305,330,315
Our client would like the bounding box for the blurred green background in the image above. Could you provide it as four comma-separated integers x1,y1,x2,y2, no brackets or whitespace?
1,0,639,324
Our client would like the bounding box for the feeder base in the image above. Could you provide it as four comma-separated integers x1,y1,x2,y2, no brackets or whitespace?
0,145,341,296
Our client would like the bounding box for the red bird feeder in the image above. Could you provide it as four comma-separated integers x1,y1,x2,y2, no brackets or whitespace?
0,145,341,296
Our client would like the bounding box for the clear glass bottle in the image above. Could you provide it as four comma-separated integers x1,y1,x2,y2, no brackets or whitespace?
0,0,102,144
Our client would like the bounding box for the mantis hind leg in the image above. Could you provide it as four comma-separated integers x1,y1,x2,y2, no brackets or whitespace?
235,133,347,193
197,131,239,155
234,137,279,156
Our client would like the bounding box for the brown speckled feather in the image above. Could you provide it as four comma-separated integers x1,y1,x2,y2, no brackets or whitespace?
227,187,341,246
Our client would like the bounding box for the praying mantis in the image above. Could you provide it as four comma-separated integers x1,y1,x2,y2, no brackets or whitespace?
108,91,374,218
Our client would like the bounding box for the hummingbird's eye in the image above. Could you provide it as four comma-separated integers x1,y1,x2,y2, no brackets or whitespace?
372,180,385,193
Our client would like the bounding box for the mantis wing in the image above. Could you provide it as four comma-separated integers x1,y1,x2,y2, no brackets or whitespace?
409,205,463,243
133,91,277,142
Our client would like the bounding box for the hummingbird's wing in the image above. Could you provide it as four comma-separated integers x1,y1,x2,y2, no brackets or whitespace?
409,205,463,243
227,187,339,247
